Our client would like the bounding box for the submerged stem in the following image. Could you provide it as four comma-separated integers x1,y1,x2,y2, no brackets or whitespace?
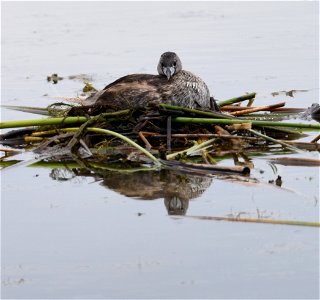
248,129,303,153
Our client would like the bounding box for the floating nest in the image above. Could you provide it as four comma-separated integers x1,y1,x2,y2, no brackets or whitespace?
1,92,319,177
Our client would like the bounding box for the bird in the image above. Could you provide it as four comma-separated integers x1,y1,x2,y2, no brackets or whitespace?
82,52,215,113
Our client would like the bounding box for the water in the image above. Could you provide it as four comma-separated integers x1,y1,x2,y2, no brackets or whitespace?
1,2,319,299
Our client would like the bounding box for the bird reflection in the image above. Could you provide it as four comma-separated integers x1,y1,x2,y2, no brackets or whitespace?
101,169,212,215
50,166,212,215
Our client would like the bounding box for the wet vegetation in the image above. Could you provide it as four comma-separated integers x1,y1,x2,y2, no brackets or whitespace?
1,89,319,227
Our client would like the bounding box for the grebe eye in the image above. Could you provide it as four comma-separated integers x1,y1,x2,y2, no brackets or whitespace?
173,61,177,66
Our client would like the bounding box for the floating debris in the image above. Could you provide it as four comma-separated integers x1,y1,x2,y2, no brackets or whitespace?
68,74,94,82
82,81,98,93
46,73,64,84
271,89,309,97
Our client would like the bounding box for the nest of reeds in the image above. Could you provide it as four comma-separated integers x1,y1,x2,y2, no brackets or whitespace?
1,92,319,176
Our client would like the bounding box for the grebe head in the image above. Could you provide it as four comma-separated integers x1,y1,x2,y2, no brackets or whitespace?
157,52,182,80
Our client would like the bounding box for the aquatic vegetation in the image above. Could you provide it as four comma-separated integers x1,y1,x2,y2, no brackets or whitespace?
1,92,319,167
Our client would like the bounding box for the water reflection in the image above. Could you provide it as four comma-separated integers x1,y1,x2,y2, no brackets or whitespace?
102,169,212,215
50,166,212,215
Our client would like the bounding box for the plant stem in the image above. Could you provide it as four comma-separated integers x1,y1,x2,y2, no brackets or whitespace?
230,102,286,116
248,129,303,153
0,116,88,129
0,109,131,129
218,92,256,107
159,103,233,119
63,127,162,167
172,117,320,130
221,105,304,113
1,105,50,116
186,215,320,227
166,139,216,160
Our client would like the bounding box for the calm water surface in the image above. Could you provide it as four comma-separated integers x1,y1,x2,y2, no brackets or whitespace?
1,2,319,299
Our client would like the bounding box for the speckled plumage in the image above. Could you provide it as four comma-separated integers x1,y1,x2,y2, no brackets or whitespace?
89,52,211,110
160,70,211,108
